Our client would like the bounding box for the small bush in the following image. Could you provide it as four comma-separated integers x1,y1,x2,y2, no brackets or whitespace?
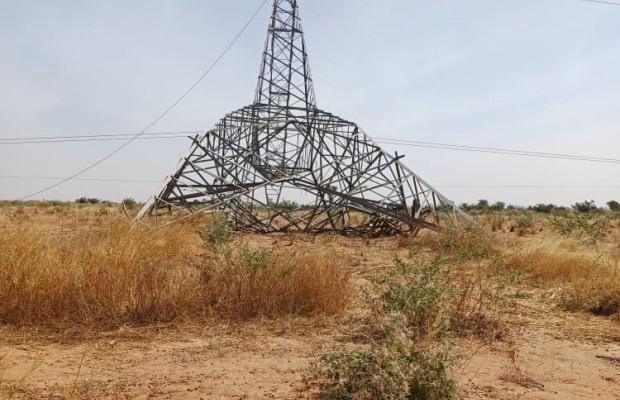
378,257,504,340
460,199,495,213
310,345,455,400
490,201,506,211
380,258,446,338
548,213,608,246
307,253,508,400
487,215,506,232
199,214,234,246
513,213,535,236
436,224,498,261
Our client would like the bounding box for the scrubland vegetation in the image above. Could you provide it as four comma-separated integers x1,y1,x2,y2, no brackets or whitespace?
0,219,350,328
0,199,618,399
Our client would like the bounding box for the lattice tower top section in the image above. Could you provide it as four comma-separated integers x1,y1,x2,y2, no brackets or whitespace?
254,0,316,112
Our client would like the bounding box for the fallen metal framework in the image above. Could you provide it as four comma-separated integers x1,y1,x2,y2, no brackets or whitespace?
137,0,465,236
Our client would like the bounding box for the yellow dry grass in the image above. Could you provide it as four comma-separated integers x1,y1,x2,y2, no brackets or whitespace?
0,219,351,328
0,201,618,331
505,244,620,317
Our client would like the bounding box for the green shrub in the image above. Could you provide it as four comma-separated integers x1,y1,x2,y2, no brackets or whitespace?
308,256,505,400
378,257,503,340
438,224,497,261
514,213,534,236
311,345,455,400
380,258,446,338
198,215,234,246
548,213,608,246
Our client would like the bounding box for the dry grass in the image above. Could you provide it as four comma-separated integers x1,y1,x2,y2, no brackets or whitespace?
0,352,6,384
499,349,544,390
505,247,620,317
414,224,500,261
505,247,593,282
0,222,351,328
200,248,351,319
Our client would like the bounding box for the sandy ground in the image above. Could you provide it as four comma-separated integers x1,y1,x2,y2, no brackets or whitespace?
1,315,619,400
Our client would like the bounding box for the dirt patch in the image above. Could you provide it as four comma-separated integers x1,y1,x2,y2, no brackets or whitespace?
2,321,620,399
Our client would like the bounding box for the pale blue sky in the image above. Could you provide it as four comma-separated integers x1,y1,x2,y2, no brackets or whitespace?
0,0,618,206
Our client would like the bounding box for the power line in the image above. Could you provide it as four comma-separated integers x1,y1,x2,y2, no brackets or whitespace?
17,0,270,201
0,175,160,184
2,130,619,164
1,175,618,189
0,131,202,144
579,0,620,6
0,132,201,145
374,138,620,164
439,184,620,189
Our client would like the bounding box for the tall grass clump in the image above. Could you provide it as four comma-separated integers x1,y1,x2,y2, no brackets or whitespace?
505,249,620,317
0,223,195,326
198,246,351,319
0,222,351,328
419,224,499,261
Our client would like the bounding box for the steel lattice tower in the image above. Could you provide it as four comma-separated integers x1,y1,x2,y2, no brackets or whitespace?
137,0,466,236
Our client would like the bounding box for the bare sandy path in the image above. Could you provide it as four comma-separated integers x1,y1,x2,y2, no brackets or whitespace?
1,330,316,399
2,319,619,399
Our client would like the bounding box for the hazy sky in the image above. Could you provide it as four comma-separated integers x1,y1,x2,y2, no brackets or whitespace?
0,0,618,207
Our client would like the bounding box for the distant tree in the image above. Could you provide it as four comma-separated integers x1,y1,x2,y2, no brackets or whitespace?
459,202,472,211
122,197,137,210
490,201,505,211
476,199,489,210
608,200,620,212
275,199,300,211
529,203,558,214
76,197,100,204
573,200,597,213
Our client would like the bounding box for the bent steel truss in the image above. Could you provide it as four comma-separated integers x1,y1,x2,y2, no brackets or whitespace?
137,0,466,235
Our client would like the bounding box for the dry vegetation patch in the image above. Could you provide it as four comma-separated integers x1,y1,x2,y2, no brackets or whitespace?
505,247,620,317
2,203,620,399
0,220,351,329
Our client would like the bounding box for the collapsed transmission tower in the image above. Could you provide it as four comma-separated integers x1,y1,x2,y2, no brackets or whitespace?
137,0,466,236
